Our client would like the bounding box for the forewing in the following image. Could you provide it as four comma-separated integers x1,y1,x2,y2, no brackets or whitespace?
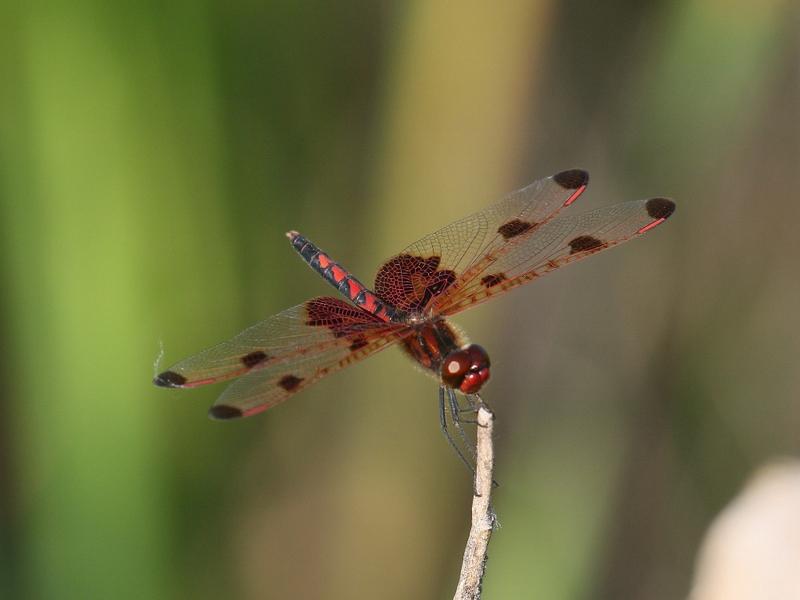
433,197,676,315
372,170,588,312
154,296,399,394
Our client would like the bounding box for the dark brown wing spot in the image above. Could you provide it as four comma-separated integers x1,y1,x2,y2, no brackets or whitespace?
645,197,675,219
553,169,589,190
498,219,534,239
153,370,187,388
569,235,605,254
278,375,303,391
208,405,243,420
374,255,456,312
305,296,382,338
481,273,506,288
349,336,369,351
241,350,268,368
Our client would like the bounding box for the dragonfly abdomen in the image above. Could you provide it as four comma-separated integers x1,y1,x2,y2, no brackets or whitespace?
287,231,405,323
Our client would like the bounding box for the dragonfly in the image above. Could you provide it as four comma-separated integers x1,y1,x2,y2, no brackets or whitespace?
155,170,674,462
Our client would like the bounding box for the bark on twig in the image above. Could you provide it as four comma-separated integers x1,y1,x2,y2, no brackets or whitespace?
454,405,496,600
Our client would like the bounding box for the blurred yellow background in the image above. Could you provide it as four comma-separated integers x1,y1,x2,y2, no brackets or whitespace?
1,1,798,599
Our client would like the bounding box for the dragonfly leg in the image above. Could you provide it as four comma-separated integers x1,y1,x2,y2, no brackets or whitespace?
447,387,477,458
439,386,476,476
452,392,481,424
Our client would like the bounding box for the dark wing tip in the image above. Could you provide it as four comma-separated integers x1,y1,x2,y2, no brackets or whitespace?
645,197,676,219
553,169,589,190
153,370,187,388
208,404,244,420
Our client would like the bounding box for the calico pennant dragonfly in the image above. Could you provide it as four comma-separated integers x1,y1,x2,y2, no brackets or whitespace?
155,170,674,453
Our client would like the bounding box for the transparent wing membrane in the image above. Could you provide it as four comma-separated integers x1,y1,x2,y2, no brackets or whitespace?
372,170,589,313
435,197,675,314
154,296,407,418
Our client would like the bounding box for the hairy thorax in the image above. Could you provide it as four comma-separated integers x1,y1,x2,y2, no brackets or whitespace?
401,317,491,394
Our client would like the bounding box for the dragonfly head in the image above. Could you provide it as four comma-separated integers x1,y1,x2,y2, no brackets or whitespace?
441,344,491,394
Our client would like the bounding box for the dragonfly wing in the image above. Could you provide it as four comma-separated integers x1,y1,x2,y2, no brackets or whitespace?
155,296,408,417
434,197,676,315
371,170,588,312
209,324,405,418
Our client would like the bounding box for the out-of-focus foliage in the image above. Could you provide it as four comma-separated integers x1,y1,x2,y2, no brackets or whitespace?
0,1,797,599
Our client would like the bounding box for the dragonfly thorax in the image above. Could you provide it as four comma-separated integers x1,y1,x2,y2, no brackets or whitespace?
400,318,491,394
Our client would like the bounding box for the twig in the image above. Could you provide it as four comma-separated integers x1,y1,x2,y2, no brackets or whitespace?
453,405,496,600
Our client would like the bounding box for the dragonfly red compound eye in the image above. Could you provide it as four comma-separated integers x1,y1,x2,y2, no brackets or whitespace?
440,344,491,394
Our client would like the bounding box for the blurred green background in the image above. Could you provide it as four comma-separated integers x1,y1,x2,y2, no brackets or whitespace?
1,1,798,599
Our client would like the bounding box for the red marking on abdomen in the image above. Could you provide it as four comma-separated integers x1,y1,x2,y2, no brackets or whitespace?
318,254,331,268
331,265,347,283
348,279,364,300
361,293,377,312
637,218,665,234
